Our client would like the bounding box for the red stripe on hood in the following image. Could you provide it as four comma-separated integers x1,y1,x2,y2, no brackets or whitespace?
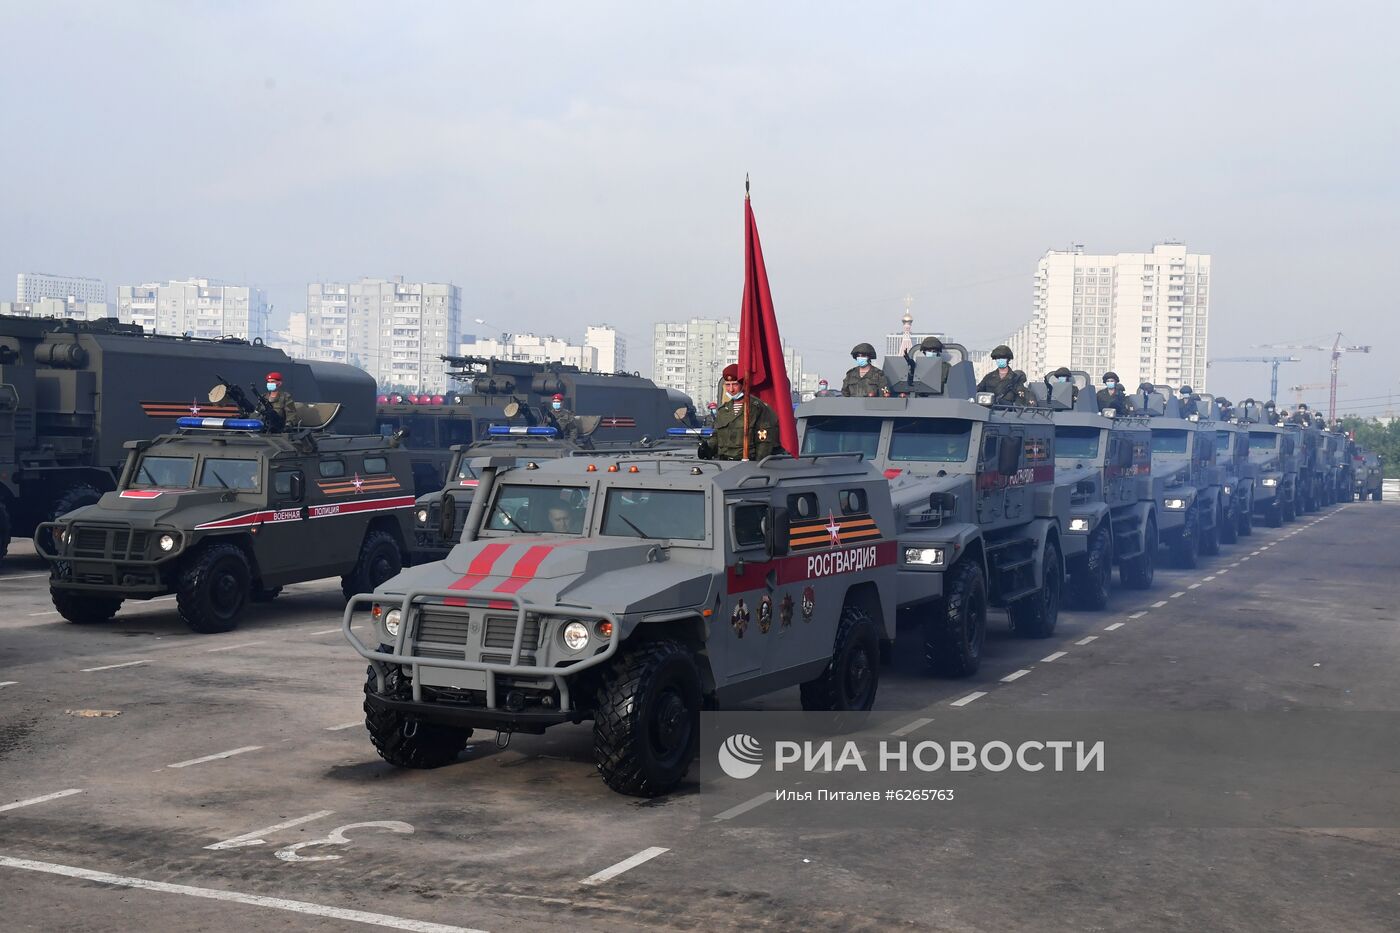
443,542,512,606
492,545,554,596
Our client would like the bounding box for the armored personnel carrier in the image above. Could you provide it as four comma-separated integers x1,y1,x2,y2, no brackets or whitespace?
798,347,1069,677
1214,402,1258,542
1324,429,1355,503
37,389,415,633
1291,419,1327,513
1134,387,1225,568
1247,417,1299,526
344,450,896,797
1029,373,1158,608
1355,448,1383,501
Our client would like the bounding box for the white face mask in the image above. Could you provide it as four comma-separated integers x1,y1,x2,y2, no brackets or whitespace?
728,390,744,401
266,382,278,392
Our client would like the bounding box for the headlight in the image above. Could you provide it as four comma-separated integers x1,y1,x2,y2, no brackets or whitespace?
158,533,176,552
1165,498,1188,510
384,609,401,637
1069,517,1090,532
1262,477,1279,487
55,527,68,544
416,509,429,524
562,620,590,651
1223,485,1232,496
904,547,945,567
975,392,995,406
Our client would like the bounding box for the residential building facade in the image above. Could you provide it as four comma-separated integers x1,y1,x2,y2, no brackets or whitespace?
17,271,106,305
585,324,626,373
306,278,461,393
116,278,270,343
0,298,111,321
466,333,598,370
652,317,805,408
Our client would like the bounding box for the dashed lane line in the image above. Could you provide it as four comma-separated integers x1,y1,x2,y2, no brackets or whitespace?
0,855,485,933
714,792,774,821
326,721,362,731
891,717,934,736
1217,568,1230,574
206,810,336,850
27,610,59,617
1151,600,1168,608
1075,636,1098,645
951,691,988,706
580,847,670,886
81,660,150,673
0,681,16,688
1000,670,1031,683
1040,652,1068,663
205,641,264,653
1188,583,1202,590
1104,622,1124,631
1128,611,1148,619
0,573,51,582
168,746,263,769
0,790,82,813
1170,591,1186,598
308,629,343,637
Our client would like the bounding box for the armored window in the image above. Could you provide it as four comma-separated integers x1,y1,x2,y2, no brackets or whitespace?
602,489,706,541
787,492,819,519
486,483,590,535
889,418,973,463
800,415,882,459
839,488,867,514
731,503,767,549
274,470,303,498
319,459,347,478
130,455,194,488
199,458,260,491
363,456,389,474
1055,426,1101,459
1151,429,1189,454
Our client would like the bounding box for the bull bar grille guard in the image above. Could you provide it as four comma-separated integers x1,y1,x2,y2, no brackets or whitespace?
344,588,621,715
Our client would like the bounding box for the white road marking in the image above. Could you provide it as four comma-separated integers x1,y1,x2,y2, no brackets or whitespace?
1151,600,1168,608
0,855,484,933
1075,636,1098,645
27,610,59,617
951,691,988,706
714,791,774,821
205,641,264,653
1041,651,1068,662
308,628,342,636
1252,550,1262,555
1170,591,1186,598
1188,583,1202,590
580,846,670,886
206,810,336,850
168,746,263,769
0,789,82,813
891,717,934,736
1230,562,1241,568
0,573,50,581
81,660,150,672
326,721,362,731
1240,556,1251,561
1000,670,1031,683
1217,568,1230,574
0,681,16,688
1104,622,1124,631
1128,611,1148,619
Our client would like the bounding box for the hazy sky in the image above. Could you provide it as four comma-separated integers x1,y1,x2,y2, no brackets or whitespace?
3,1,1397,413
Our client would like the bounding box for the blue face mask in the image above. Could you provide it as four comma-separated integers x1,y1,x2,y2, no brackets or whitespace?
1056,376,1068,384
994,358,1009,370
854,356,869,367
923,351,938,358
551,401,561,411
1104,381,1117,388
266,382,278,392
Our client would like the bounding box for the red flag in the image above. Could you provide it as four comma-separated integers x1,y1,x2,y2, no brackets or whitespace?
737,189,799,456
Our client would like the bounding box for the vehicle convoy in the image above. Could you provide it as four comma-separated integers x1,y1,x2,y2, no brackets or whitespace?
1248,416,1300,527
1214,404,1258,542
1325,430,1355,503
1134,387,1225,568
1355,448,1383,501
37,387,415,634
376,355,700,495
1028,373,1158,608
797,348,1069,677
345,451,897,797
0,314,375,563
1291,419,1328,513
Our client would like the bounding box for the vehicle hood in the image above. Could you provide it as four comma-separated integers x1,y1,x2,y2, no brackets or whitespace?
62,489,254,528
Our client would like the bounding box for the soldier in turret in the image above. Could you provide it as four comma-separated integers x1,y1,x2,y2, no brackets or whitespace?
842,343,891,397
976,345,1033,406
1096,371,1130,415
699,364,782,461
264,372,300,430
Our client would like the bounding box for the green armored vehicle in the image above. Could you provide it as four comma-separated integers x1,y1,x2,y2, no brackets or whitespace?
1213,401,1258,542
1030,373,1158,608
798,347,1069,678
345,450,896,797
1354,448,1383,501
37,393,416,634
1247,416,1299,526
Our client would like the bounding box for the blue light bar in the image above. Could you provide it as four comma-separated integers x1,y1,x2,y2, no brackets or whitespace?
487,425,558,437
177,417,265,430
667,427,714,436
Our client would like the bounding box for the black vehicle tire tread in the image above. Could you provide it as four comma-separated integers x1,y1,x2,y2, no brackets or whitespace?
1008,539,1062,639
177,542,251,634
1219,502,1239,545
1170,512,1199,569
922,560,987,677
1238,500,1254,536
594,640,702,797
51,588,123,625
363,665,472,769
1069,525,1112,611
341,529,404,603
1200,505,1222,556
1120,517,1156,590
0,502,10,562
804,603,883,704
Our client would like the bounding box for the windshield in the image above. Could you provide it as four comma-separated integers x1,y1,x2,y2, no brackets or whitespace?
801,416,882,459
198,458,260,490
130,455,195,488
1151,429,1190,454
601,489,707,541
454,459,478,482
1054,426,1102,460
1248,432,1279,452
486,484,590,535
889,418,973,463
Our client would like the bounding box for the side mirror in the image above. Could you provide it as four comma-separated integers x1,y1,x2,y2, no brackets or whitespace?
764,507,790,558
998,438,1021,475
289,473,305,501
208,384,228,404
440,492,456,542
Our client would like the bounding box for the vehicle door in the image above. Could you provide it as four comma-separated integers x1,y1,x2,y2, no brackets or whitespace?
262,458,324,582
311,454,370,566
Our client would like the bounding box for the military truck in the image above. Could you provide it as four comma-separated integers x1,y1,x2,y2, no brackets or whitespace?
376,355,700,495
797,347,1068,677
1324,430,1354,503
1291,419,1327,513
0,315,374,562
1133,387,1225,568
1029,373,1158,608
1247,417,1299,527
37,397,416,634
1354,448,1383,501
1214,404,1258,542
344,451,897,797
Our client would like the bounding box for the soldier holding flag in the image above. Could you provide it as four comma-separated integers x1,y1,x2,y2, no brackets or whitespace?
699,364,782,461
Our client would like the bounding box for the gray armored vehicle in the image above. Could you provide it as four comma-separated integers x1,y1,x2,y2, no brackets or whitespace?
37,393,416,634
1324,430,1354,503
1030,373,1158,608
798,347,1068,677
1134,387,1224,568
0,315,374,563
1247,418,1299,526
345,451,896,797
1291,419,1327,513
1214,404,1258,542
1354,448,1383,501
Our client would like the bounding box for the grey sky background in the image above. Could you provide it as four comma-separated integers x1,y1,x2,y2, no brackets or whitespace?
2,1,1397,412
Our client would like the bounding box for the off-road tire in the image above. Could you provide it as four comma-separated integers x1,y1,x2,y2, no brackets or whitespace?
922,560,987,677
37,483,103,552
1282,495,1297,522
594,640,702,797
177,542,252,634
804,603,882,705
0,501,11,561
251,585,282,603
1200,504,1222,556
51,587,122,625
364,664,472,769
1265,498,1283,528
1375,488,1383,501
341,529,404,602
1170,512,1199,569
1009,538,1062,639
1120,516,1156,590
1219,501,1239,545
1069,525,1112,611
1238,498,1254,536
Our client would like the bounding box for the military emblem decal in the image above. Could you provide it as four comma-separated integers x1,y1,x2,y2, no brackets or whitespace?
788,511,881,551
801,586,815,622
758,595,773,634
757,428,769,441
780,593,794,628
141,400,240,419
318,471,402,496
731,599,750,637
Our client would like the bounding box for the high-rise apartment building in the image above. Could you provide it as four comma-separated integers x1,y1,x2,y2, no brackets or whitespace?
17,271,106,305
1002,243,1211,391
0,298,111,321
652,318,804,407
467,333,598,370
116,278,269,342
585,324,626,373
305,277,461,393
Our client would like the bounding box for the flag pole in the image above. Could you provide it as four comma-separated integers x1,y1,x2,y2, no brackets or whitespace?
742,174,751,460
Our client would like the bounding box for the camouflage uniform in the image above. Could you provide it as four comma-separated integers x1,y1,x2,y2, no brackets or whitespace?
1096,385,1130,415
976,368,1033,406
703,395,782,461
267,390,300,430
842,366,890,398
550,407,579,439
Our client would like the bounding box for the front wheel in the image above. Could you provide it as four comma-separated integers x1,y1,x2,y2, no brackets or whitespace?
1120,517,1156,590
51,588,123,625
1199,505,1222,557
594,640,702,797
1265,499,1283,528
341,529,404,602
364,665,472,768
922,560,986,677
1219,501,1239,545
1009,538,1062,639
177,542,251,634
1068,525,1112,611
1238,499,1254,537
804,603,882,705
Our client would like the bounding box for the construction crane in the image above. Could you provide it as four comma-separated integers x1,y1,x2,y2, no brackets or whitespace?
1287,383,1345,407
1257,332,1371,421
1207,356,1300,402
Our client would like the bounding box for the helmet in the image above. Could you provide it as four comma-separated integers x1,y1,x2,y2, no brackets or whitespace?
851,342,877,359
1102,371,1119,382
1180,385,1194,395
265,372,283,383
919,336,944,353
551,393,564,401
722,363,742,382
990,345,1013,360
1052,366,1072,378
